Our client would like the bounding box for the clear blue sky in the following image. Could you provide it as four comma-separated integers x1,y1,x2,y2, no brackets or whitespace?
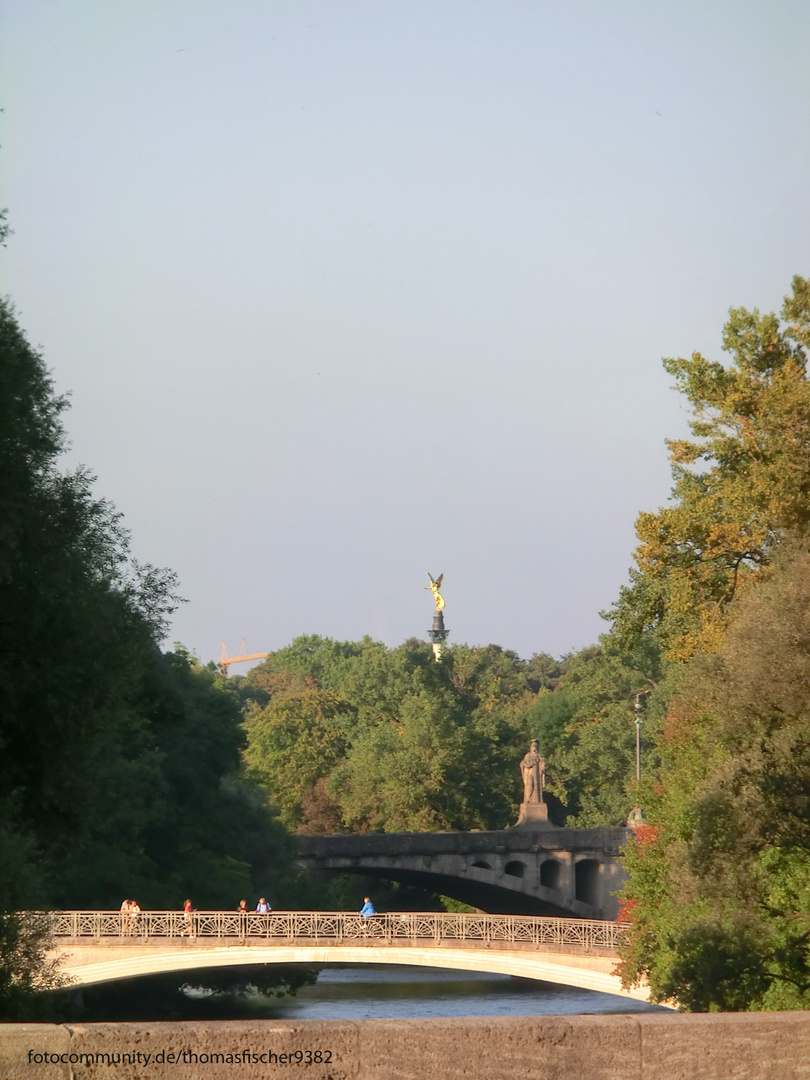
1,0,808,666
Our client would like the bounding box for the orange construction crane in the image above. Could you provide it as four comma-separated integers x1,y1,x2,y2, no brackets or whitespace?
219,639,269,676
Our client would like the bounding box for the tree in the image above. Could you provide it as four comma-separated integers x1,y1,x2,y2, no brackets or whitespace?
0,914,66,1020
1,297,179,900
49,646,294,910
244,636,541,834
330,680,490,832
617,539,810,1010
0,298,295,922
244,674,357,833
609,276,810,661
537,635,667,826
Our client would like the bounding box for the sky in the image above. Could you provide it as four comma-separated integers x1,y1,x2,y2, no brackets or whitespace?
1,0,808,669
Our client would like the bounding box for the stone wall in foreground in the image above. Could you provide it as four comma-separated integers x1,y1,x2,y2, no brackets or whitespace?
3,1012,810,1079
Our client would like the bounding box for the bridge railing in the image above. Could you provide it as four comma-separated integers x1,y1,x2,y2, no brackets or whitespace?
46,911,622,951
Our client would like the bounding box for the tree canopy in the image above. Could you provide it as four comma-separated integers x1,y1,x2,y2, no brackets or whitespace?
613,277,810,1011
243,637,545,834
617,539,810,1010
609,275,810,661
0,298,293,1016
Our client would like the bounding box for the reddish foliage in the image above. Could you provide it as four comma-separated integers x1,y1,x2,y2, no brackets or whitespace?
632,824,659,853
662,697,698,745
296,776,344,835
616,897,637,924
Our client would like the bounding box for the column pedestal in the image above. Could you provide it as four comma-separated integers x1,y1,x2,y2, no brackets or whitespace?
515,801,555,827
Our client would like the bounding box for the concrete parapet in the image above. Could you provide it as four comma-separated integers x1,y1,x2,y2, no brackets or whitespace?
3,1012,810,1079
296,826,630,859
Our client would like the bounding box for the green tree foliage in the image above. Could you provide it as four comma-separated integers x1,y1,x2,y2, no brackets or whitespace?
48,647,293,910
243,631,667,833
0,914,66,1021
244,674,357,833
0,299,295,1015
610,275,810,661
539,635,668,826
244,637,542,833
617,540,810,1010
1,296,179,899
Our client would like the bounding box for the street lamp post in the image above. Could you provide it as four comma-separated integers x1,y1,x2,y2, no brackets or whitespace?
634,693,644,783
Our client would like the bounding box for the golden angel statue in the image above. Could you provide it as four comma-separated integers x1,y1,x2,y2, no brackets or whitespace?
425,572,445,611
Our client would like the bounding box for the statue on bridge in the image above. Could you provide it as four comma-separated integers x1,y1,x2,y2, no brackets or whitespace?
520,740,545,803
516,740,554,828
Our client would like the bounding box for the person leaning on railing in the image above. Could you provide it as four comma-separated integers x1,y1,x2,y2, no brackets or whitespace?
236,899,249,937
119,899,131,935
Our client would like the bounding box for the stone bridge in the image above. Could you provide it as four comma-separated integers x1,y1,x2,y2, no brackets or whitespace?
296,827,630,919
42,909,658,1004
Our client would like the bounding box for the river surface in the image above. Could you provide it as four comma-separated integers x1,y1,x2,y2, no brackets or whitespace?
236,966,670,1020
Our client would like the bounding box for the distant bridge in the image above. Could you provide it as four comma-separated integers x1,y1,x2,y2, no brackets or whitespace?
296,827,630,919
45,910,660,1004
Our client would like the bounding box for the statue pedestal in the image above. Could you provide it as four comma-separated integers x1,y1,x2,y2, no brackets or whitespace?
515,801,554,828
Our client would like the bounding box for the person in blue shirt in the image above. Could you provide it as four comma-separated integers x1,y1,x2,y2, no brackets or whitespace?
359,897,376,918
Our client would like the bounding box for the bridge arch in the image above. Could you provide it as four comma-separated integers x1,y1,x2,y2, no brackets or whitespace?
58,945,653,1003
575,859,601,906
540,859,561,890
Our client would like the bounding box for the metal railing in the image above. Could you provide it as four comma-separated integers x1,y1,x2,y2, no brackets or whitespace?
47,911,621,952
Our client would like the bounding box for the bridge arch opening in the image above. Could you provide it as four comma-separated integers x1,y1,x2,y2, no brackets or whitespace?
472,860,492,870
575,860,600,906
56,948,646,1001
540,860,561,891
504,861,526,879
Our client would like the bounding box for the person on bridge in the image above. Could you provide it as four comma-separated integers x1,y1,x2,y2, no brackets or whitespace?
256,897,271,914
359,897,376,918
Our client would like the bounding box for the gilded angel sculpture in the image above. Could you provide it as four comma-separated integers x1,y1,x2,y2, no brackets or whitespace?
425,572,445,611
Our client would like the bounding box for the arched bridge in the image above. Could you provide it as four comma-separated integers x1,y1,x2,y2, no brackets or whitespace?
44,910,659,1004
296,827,630,919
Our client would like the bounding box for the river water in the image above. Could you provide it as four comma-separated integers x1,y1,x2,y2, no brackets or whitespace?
241,966,670,1020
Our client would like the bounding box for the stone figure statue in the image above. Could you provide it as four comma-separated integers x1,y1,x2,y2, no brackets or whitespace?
520,740,545,804
425,572,445,611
